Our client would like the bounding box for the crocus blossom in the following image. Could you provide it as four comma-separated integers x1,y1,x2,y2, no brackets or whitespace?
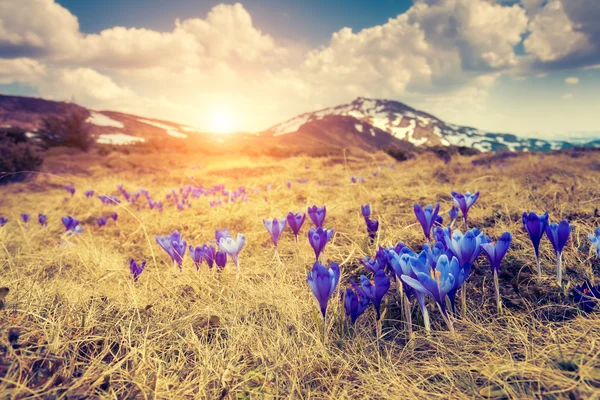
588,228,600,257
286,212,306,243
97,217,108,227
218,233,245,269
84,190,94,198
449,206,459,225
308,205,326,228
189,244,216,269
21,213,29,223
308,227,334,261
215,228,232,243
215,251,227,270
264,217,287,247
546,219,572,284
451,191,479,227
359,255,386,274
307,261,340,318
481,232,512,313
522,211,548,277
38,214,47,227
110,213,118,221
573,279,600,313
156,231,187,270
343,287,370,324
352,270,390,320
361,204,371,219
414,203,440,242
0,216,7,227
130,259,146,282
365,218,379,242
62,216,83,234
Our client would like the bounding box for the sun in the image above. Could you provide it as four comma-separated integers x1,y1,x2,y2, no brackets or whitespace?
210,108,235,134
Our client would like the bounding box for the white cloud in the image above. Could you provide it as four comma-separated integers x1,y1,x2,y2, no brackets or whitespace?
0,58,46,84
564,76,580,84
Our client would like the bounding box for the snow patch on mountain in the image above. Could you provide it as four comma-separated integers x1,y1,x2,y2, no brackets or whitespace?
97,133,145,145
139,119,187,138
355,124,363,133
87,112,124,128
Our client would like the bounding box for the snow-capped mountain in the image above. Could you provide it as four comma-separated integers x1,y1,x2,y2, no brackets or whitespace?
264,97,600,152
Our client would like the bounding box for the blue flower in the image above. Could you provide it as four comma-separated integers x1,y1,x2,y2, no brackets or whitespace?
546,220,572,255
0,216,7,227
448,206,459,224
343,287,370,324
130,259,146,282
307,205,326,228
218,232,245,269
286,212,306,243
361,204,371,219
352,270,390,321
20,213,29,223
215,251,228,270
588,227,600,257
481,232,512,274
156,231,187,270
307,261,340,318
522,211,548,261
62,216,83,234
97,216,108,227
414,203,440,241
263,217,287,247
573,279,600,313
308,227,334,262
451,191,479,226
38,214,47,227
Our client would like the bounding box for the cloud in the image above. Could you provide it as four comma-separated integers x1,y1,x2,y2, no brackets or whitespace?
0,58,46,84
564,76,580,84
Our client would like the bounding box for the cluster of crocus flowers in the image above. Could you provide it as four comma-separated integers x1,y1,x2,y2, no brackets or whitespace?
156,231,187,270
189,244,216,270
414,203,440,242
481,232,512,313
129,259,146,282
361,204,379,242
216,229,245,269
62,216,83,234
263,217,287,247
451,191,479,228
545,219,572,284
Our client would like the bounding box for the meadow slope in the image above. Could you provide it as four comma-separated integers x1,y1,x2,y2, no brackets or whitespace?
1,148,600,399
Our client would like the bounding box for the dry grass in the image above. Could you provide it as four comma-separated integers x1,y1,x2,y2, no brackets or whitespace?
1,149,600,399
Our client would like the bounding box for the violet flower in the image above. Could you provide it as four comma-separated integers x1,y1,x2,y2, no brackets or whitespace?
352,270,390,321
215,228,232,243
365,218,379,242
286,212,306,243
65,185,75,196
359,255,386,274
110,213,118,221
545,219,572,284
62,216,83,234
218,233,245,269
343,287,370,325
573,279,600,313
588,227,600,257
448,206,459,226
21,213,29,223
215,251,227,270
156,231,187,270
0,216,7,227
307,205,326,228
308,227,334,262
414,203,440,242
361,204,371,219
481,232,512,313
307,261,340,319
130,259,146,282
97,216,108,227
84,190,94,198
522,211,549,278
451,191,479,228
189,244,216,270
38,214,47,227
263,217,287,247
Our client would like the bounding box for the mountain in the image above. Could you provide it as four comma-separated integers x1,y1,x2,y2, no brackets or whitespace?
263,97,600,152
1,94,598,153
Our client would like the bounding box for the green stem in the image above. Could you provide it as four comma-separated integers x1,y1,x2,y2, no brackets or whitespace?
494,269,502,315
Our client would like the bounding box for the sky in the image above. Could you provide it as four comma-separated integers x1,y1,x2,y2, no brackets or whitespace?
1,0,599,138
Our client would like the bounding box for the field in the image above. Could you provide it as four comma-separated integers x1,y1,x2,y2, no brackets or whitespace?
1,147,600,399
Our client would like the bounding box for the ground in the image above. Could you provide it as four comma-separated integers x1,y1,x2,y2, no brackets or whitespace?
0,147,599,399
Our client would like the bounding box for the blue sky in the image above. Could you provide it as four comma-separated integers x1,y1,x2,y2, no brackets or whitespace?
0,0,598,138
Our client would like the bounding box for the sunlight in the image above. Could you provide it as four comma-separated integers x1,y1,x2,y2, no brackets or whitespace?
210,108,235,134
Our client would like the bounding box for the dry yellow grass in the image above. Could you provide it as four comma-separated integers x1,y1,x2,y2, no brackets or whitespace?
1,148,600,399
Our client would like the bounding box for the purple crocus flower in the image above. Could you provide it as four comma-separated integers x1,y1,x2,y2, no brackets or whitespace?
307,205,326,228
218,233,245,269
414,203,440,242
448,206,459,226
110,213,118,221
352,270,390,321
434,226,451,248
422,242,446,269
522,211,549,278
286,182,292,189
451,191,479,227
156,231,187,270
481,232,512,313
21,213,29,223
365,218,379,242
343,287,370,324
97,216,108,227
189,244,216,269
215,228,232,243
215,251,227,270
361,204,371,219
286,212,306,243
351,176,357,184
65,185,75,196
38,214,47,227
359,255,386,274
84,190,94,198
62,216,83,234
588,228,600,257
573,279,600,313
545,219,573,284
307,261,340,318
263,217,287,247
0,216,7,227
130,259,146,282
308,227,334,262
401,254,460,332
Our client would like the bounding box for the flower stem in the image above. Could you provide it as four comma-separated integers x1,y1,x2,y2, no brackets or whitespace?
323,314,327,344
536,256,541,278
556,251,562,285
438,303,455,333
421,301,431,334
494,269,502,315
461,284,467,318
